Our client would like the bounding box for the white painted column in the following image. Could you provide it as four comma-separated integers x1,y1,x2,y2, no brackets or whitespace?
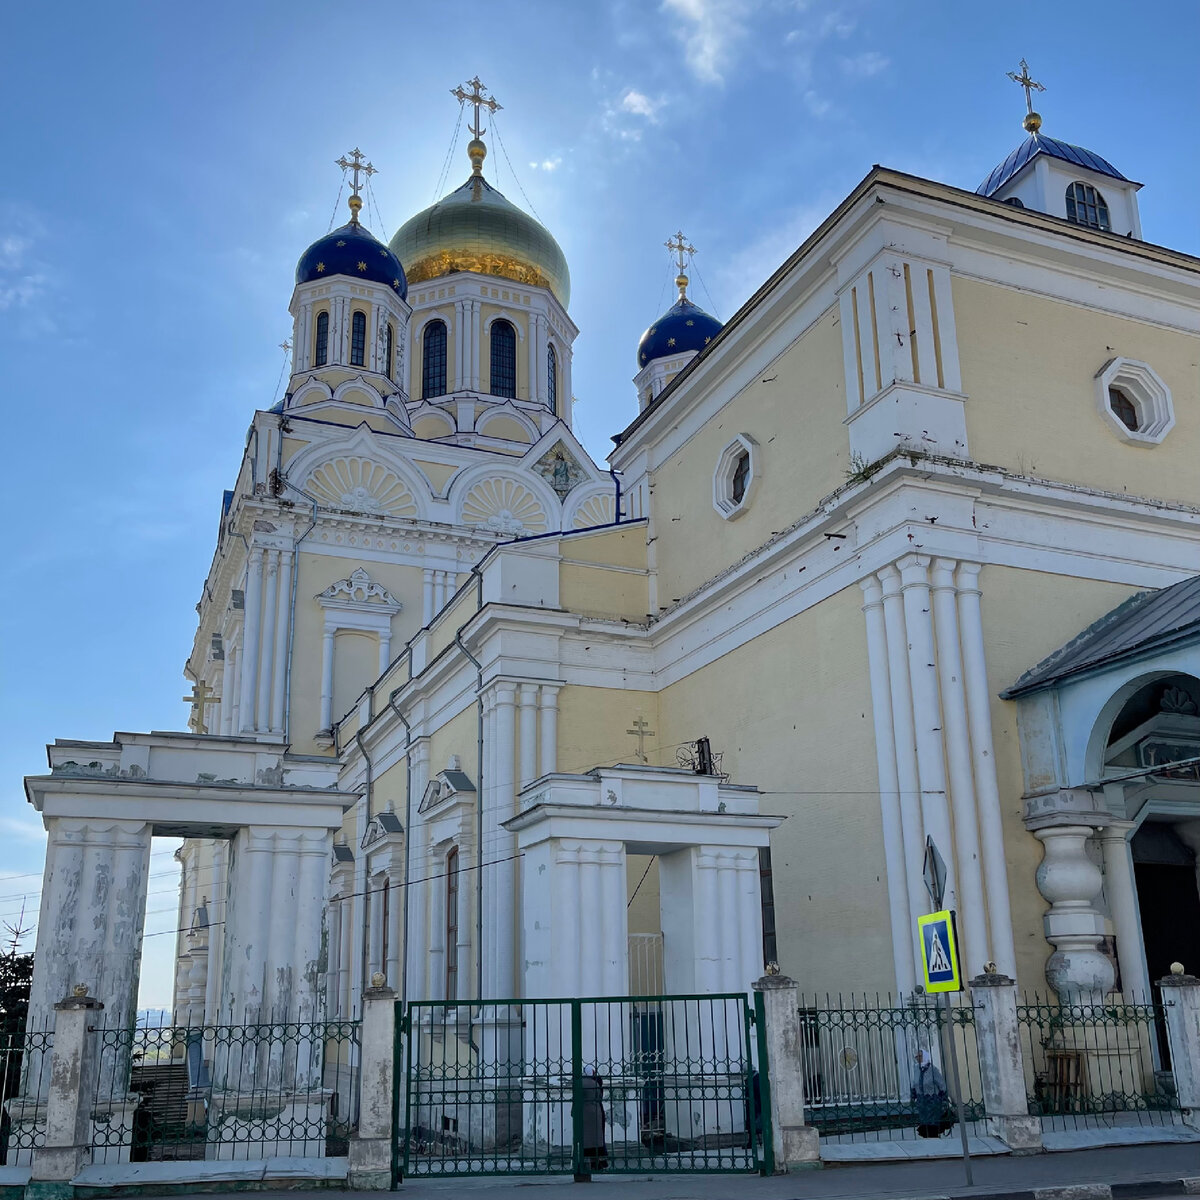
422,569,434,625
860,577,915,995
256,550,279,732
579,849,604,998
387,869,404,992
527,313,540,404
433,571,446,614
227,644,241,735
270,550,292,733
369,878,385,981
338,888,354,1016
695,850,721,994
378,627,392,675
931,558,989,976
898,554,957,913
453,300,466,391
218,661,232,736
519,685,538,788
879,565,927,970
599,843,627,995
481,692,499,996
956,562,1018,979
1098,821,1151,998
429,853,447,1002
320,626,335,731
493,685,518,998
406,741,431,1002
454,853,471,1002
238,548,263,732
237,830,274,1021
471,300,482,391
538,686,559,777
204,842,227,1026
561,344,573,424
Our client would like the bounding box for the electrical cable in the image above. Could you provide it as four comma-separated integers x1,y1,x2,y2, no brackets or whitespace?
433,104,465,202
489,114,542,221
689,252,722,321
326,179,345,233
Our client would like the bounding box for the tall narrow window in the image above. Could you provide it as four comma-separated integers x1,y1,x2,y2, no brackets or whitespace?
547,343,558,412
350,311,367,367
1065,181,1111,231
490,319,516,398
384,323,395,381
445,847,459,1002
314,311,329,366
422,320,447,398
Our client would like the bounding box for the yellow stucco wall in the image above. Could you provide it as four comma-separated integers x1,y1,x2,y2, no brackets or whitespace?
556,686,659,778
429,702,480,784
412,460,460,495
656,585,888,993
650,305,849,604
955,278,1200,504
412,415,455,440
976,565,1141,988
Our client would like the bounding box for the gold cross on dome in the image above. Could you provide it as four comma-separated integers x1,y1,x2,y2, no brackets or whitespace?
335,147,376,198
183,680,217,735
665,230,695,274
1006,58,1045,115
452,75,502,140
626,717,656,764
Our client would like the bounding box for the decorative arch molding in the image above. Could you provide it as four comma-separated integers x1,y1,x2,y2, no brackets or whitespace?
412,309,453,340
567,488,618,529
331,375,388,408
449,463,558,536
483,310,526,341
288,377,335,409
475,402,541,442
305,457,419,520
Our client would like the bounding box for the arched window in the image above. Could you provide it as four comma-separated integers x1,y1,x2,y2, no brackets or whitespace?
384,323,395,381
314,311,329,367
547,343,558,412
350,311,367,367
490,319,516,398
422,320,447,399
1065,181,1111,232
445,847,459,1002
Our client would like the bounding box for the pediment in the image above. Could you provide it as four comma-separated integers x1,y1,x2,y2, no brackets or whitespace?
317,567,402,614
419,768,477,814
362,810,404,850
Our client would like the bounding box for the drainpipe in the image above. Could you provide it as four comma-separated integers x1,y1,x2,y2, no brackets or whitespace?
608,466,623,523
353,685,376,1017
454,571,485,1002
387,674,413,1004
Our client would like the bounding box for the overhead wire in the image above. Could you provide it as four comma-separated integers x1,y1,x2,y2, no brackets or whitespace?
326,177,346,233
489,113,542,222
433,103,465,202
689,251,722,321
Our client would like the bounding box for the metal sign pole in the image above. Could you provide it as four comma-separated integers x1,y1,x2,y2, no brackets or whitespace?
939,991,974,1187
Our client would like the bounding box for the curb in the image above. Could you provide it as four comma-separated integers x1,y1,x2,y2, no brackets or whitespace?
927,1179,1200,1200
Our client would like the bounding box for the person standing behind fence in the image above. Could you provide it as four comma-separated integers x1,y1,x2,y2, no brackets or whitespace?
581,1064,608,1169
912,1048,953,1138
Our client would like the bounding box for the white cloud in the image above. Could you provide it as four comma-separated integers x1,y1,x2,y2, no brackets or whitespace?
662,0,755,84
840,50,889,78
803,89,832,117
0,232,48,313
528,157,563,172
621,88,661,119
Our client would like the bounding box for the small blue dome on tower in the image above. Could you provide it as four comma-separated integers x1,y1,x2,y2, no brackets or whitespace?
296,214,408,299
637,297,723,369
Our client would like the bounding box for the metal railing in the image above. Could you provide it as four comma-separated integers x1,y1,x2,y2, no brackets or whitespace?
401,994,760,1177
90,1019,360,1163
1016,994,1180,1133
797,994,985,1144
0,1026,52,1164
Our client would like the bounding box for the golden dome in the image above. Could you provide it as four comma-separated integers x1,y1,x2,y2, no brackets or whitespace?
390,167,570,308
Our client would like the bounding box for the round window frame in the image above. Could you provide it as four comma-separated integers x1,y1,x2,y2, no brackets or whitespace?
1094,358,1174,446
713,434,758,520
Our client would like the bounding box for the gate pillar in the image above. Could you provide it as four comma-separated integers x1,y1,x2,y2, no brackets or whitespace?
752,971,819,1172
348,978,396,1189
969,972,1042,1150
1159,967,1200,1124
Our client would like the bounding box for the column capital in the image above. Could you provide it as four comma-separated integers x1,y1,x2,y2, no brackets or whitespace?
955,560,983,591
929,557,959,590
1097,817,1136,841
859,575,884,607
896,552,932,584
519,683,538,706
877,562,902,593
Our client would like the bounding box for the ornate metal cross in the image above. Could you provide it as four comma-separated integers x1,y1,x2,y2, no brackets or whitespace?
335,147,376,198
665,230,695,273
1006,59,1045,115
183,680,216,735
626,717,655,764
452,75,502,140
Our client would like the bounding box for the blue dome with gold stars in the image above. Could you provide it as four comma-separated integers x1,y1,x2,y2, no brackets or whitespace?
296,219,408,299
637,297,722,369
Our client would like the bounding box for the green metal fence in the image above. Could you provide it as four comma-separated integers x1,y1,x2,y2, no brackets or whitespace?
398,994,763,1179
797,994,985,1144
1016,994,1181,1133
89,1019,360,1163
0,1027,52,1164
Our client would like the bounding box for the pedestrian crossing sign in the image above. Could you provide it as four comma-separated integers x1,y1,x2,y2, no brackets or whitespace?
918,909,962,993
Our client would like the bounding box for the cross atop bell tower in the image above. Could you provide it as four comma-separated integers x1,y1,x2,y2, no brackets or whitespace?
335,147,376,225
665,230,696,301
452,76,502,176
1006,58,1045,133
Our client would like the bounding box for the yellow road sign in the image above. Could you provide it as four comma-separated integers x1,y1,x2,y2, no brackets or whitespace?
918,909,962,993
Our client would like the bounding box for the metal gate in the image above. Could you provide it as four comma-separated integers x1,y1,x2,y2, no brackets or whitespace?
395,993,765,1179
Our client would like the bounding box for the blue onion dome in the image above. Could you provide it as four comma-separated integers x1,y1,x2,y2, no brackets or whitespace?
390,138,570,307
296,198,408,299
637,294,723,369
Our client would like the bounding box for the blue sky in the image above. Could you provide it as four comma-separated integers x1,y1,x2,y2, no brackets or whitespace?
2,0,1197,1006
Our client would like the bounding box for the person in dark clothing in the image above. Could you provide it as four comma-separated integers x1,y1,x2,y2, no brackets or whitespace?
911,1048,952,1138
581,1064,608,1169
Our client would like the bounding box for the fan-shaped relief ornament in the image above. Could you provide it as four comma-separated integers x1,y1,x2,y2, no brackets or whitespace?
304,457,418,518
571,493,616,529
461,477,548,536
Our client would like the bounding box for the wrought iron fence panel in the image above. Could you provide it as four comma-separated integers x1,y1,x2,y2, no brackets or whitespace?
400,994,759,1178
797,994,985,1144
1015,994,1180,1133
89,1019,360,1163
1,1026,53,1164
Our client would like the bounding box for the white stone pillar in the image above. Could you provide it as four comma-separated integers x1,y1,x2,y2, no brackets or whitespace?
239,547,263,732
538,686,558,777
227,644,241,735
527,313,540,404
519,684,538,788
969,973,1042,1149
1099,821,1151,998
434,571,446,614
388,870,404,993
369,878,385,981
270,549,292,733
931,559,989,976
1160,971,1200,1120
379,629,392,675
453,300,466,392
695,849,722,994
347,982,397,1189
406,742,431,1002
429,854,447,1002
493,685,518,998
898,554,957,912
599,843,627,996
218,659,232,736
579,848,604,998
256,549,279,732
422,569,434,624
204,842,227,1027
751,973,820,1170
956,562,1018,979
561,344,573,424
234,829,274,1021
320,626,335,731
879,565,927,971
338,887,354,1017
481,692,498,996
470,300,482,391
454,852,471,1002
860,576,915,995
265,833,298,1022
